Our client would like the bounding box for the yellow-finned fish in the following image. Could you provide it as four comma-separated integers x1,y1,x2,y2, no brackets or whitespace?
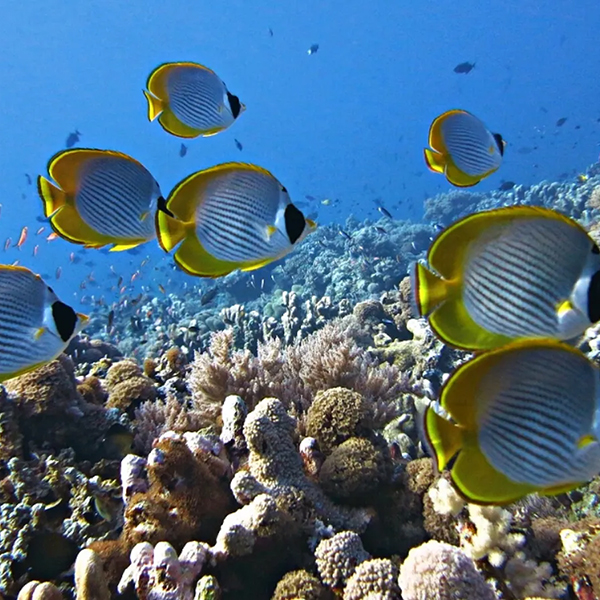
424,109,505,187
155,162,317,278
143,62,245,138
413,206,600,351
38,149,163,252
0,265,88,382
424,339,600,505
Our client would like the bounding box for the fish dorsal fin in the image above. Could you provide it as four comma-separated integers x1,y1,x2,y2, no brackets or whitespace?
426,205,582,282
165,163,274,223
46,148,140,193
146,61,215,98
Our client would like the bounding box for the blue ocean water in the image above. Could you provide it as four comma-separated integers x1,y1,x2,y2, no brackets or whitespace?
0,0,599,313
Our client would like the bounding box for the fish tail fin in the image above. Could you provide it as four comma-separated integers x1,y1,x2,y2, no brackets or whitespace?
412,261,450,316
156,210,187,252
37,176,67,217
424,148,445,173
143,90,164,121
423,406,464,472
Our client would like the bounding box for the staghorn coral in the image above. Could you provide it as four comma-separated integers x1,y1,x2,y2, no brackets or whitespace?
315,531,370,590
271,570,330,600
343,558,401,600
399,540,496,600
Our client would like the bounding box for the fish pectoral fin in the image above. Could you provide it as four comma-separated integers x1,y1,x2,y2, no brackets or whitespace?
556,299,574,317
424,148,446,174
140,210,150,221
34,327,46,340
451,440,537,505
265,224,278,240
143,90,164,121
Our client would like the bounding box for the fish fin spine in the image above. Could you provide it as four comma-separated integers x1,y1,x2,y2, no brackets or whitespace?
143,90,163,121
37,177,67,217
424,148,445,173
413,262,452,316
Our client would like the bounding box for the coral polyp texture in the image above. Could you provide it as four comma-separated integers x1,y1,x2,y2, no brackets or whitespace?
3,171,600,598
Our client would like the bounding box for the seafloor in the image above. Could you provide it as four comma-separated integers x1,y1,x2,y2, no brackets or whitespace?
2,168,600,600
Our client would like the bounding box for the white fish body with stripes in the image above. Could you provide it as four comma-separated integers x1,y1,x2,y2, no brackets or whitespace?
424,109,504,187
155,162,317,278
0,266,88,382
37,148,163,251
143,61,245,138
413,205,600,351
423,339,600,504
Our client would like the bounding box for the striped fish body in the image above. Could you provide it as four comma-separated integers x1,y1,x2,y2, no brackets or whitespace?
425,340,600,504
144,62,244,138
463,217,592,339
156,163,316,278
425,109,503,187
413,206,600,351
0,266,87,381
38,149,162,251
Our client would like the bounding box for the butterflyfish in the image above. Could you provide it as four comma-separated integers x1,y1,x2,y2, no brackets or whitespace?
143,62,245,138
37,149,163,251
424,109,505,187
155,162,316,278
413,206,600,351
424,339,600,505
0,265,88,382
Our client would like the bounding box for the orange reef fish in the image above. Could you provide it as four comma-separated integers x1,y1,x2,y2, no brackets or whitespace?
424,339,600,504
424,109,505,187
143,62,245,138
0,265,87,382
413,206,600,351
16,227,28,248
38,148,163,251
156,162,316,278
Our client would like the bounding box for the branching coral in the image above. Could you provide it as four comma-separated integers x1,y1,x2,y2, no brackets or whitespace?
188,317,409,434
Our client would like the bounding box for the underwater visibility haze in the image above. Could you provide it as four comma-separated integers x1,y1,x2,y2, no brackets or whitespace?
2,0,600,598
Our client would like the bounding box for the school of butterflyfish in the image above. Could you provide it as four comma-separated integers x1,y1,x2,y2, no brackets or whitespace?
0,58,597,505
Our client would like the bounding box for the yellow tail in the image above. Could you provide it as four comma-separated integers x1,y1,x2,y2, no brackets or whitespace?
155,210,187,252
143,90,164,121
412,262,450,316
37,176,67,217
424,148,445,173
